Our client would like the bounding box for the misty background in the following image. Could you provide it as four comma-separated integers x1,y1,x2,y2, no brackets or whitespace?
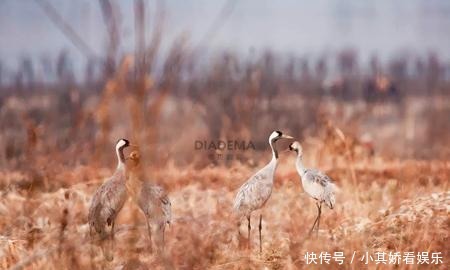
0,0,449,167
1,0,450,81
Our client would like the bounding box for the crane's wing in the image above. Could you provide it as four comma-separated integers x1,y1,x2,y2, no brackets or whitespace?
88,182,113,234
142,184,172,224
233,166,273,213
156,188,172,224
91,177,127,226
303,169,336,209
306,169,334,187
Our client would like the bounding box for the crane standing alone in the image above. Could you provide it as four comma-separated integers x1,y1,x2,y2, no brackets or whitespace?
288,141,336,236
88,138,131,260
126,151,171,252
233,131,293,253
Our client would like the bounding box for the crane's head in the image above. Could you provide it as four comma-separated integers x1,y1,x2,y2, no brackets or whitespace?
116,138,131,152
269,130,294,143
289,141,303,155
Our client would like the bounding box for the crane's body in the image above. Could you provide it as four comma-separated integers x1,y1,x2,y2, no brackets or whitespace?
290,141,336,236
136,183,171,227
88,168,128,236
88,139,131,260
233,158,276,217
126,151,171,252
296,168,335,209
233,131,293,252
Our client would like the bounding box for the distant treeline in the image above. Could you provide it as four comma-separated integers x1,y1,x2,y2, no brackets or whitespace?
0,47,449,102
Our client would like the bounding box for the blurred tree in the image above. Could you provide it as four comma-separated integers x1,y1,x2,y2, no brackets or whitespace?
337,49,358,99
426,53,441,95
261,52,277,100
40,55,54,83
14,71,24,93
337,49,358,77
389,57,407,81
369,55,381,76
315,56,328,82
56,50,75,87
0,61,3,88
99,0,121,78
20,57,35,91
300,57,311,81
84,58,98,89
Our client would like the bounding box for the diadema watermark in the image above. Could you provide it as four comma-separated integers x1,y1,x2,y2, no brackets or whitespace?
195,140,256,151
194,139,257,161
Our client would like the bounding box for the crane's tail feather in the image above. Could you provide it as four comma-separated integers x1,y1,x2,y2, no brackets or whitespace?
325,192,336,209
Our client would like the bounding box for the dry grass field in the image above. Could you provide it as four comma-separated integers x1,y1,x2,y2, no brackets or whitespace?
0,149,448,269
0,91,448,269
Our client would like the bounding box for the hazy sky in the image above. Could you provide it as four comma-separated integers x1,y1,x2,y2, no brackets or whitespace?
1,0,450,72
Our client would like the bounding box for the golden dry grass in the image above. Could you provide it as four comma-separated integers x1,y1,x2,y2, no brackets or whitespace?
0,154,448,269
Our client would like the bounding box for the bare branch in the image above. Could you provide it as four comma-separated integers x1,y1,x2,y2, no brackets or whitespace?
195,0,237,53
34,0,95,59
146,0,165,74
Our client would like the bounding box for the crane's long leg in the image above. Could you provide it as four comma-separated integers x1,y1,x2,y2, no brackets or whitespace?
316,203,322,237
146,218,153,253
258,214,262,254
308,204,319,235
109,221,116,260
111,221,115,239
162,224,166,251
247,216,251,250
154,223,164,254
308,203,320,236
101,239,114,261
101,225,115,261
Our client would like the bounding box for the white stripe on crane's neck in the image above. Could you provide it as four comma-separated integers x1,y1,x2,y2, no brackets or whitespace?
295,151,306,176
116,143,126,170
269,138,279,161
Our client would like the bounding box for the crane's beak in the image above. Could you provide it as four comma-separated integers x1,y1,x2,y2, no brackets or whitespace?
281,134,294,139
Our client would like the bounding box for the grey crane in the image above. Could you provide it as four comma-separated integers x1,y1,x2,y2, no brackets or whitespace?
88,138,132,260
288,141,336,236
233,130,293,253
126,151,171,252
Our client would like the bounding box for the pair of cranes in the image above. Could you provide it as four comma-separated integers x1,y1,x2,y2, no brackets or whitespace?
88,131,336,259
233,131,336,253
88,139,171,261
